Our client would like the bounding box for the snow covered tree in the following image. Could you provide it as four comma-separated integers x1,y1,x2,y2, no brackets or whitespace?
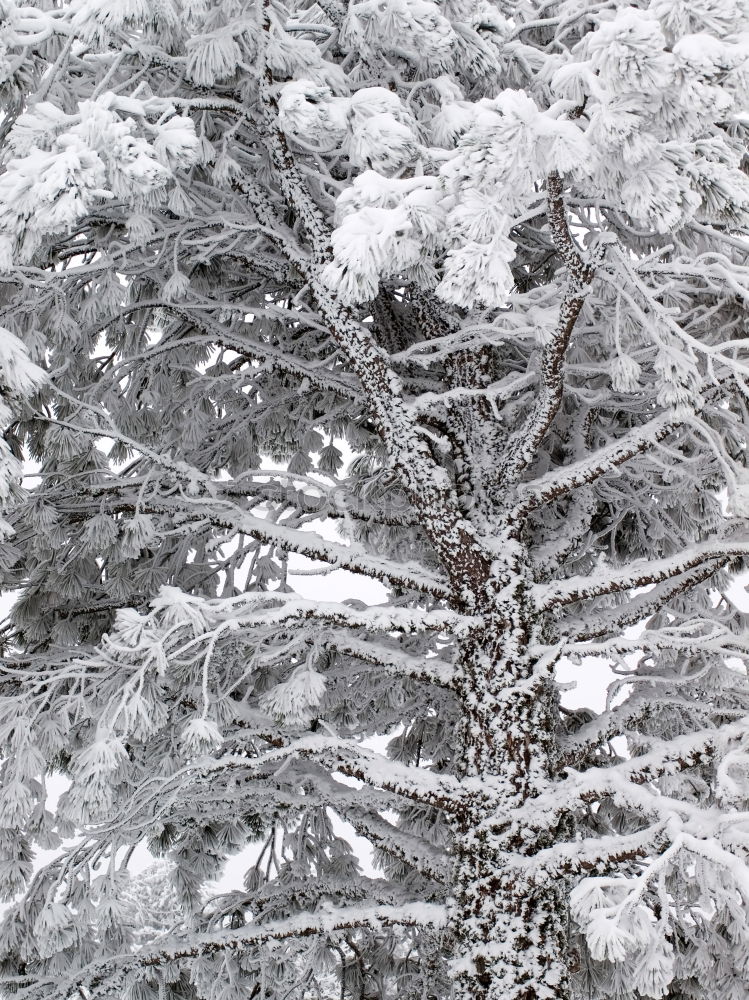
0,0,749,997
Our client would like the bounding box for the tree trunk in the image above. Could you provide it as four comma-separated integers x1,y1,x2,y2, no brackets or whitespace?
449,578,570,1000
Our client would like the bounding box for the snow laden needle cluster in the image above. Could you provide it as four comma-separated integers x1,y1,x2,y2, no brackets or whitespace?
0,0,747,999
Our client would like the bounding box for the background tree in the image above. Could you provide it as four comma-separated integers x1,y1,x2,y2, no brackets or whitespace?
0,0,748,998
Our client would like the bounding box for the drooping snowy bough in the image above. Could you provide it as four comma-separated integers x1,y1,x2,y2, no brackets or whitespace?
0,0,748,997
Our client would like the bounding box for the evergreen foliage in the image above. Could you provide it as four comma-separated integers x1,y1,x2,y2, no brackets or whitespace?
0,0,747,997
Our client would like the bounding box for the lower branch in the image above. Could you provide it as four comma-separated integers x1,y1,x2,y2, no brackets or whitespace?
535,544,744,610
567,560,730,640
25,903,447,1000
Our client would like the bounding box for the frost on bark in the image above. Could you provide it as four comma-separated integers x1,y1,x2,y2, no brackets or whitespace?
0,1,748,999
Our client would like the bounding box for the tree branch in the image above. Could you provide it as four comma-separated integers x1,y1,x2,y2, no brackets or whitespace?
535,543,744,611
24,904,447,1000
256,56,493,606
324,634,455,687
566,561,731,641
505,722,746,840
510,822,669,878
209,735,467,814
499,172,595,489
511,412,678,517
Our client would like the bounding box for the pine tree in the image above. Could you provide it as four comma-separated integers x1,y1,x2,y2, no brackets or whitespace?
0,0,748,997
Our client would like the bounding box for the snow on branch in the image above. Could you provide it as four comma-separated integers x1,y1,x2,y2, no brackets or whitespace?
534,542,746,610
256,54,494,603
327,801,450,882
498,171,597,488
28,409,450,596
129,589,473,637
510,721,749,837
512,412,678,515
565,561,733,640
157,497,452,599
220,734,467,813
18,903,447,1000
511,822,670,878
323,634,455,686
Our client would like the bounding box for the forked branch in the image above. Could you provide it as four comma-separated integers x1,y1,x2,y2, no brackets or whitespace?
499,172,596,490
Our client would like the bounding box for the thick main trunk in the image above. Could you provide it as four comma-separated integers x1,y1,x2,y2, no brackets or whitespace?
448,591,569,1000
